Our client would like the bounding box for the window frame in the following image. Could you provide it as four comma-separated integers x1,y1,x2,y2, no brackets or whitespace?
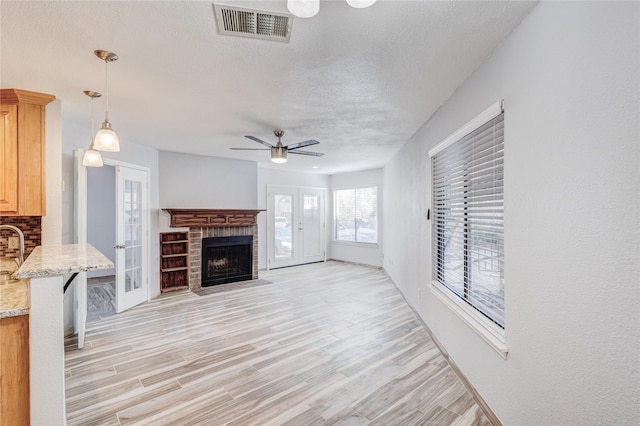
332,185,378,245
429,101,508,358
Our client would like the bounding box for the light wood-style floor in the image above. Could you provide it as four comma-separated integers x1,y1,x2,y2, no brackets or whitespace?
64,261,490,426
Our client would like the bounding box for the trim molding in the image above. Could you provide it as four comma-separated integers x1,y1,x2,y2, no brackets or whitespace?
326,258,383,270
428,100,503,158
429,331,502,426
164,209,264,228
430,281,508,359
384,269,502,426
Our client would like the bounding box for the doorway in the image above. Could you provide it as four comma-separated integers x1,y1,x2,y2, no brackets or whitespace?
86,165,116,322
74,149,150,347
267,185,326,269
85,164,150,313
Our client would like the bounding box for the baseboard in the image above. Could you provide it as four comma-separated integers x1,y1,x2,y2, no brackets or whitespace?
326,258,383,270
383,268,502,426
429,332,502,426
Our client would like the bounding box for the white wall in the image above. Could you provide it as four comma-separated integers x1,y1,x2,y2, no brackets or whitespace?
330,169,383,267
158,151,257,210
383,2,639,424
257,167,330,269
87,165,116,278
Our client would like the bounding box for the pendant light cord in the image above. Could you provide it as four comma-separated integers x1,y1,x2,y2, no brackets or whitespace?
105,59,109,121
91,95,95,136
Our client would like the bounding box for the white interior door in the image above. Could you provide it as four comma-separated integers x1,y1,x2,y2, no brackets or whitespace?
268,185,325,269
73,149,88,348
115,165,149,313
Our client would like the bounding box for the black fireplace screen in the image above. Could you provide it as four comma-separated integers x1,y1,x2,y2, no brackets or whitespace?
201,236,253,286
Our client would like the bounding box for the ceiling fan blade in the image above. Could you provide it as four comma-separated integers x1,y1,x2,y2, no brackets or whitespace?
288,150,324,157
230,148,270,151
286,139,320,150
245,135,274,148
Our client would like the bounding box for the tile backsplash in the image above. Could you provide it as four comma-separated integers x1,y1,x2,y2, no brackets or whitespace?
0,216,41,259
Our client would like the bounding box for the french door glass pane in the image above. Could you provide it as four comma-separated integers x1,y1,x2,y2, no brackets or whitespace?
124,178,143,294
303,194,321,257
274,194,293,259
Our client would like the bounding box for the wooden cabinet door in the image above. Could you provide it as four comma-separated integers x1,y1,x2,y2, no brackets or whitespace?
0,104,18,213
0,314,30,425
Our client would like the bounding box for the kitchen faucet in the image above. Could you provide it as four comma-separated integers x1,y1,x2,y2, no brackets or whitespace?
0,225,25,267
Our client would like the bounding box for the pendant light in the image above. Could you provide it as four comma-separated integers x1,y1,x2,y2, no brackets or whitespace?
82,90,104,167
93,49,120,152
287,0,319,18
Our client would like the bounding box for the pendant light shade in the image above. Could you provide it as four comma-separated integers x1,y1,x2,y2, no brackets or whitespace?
93,119,120,152
93,49,120,152
82,90,104,167
83,145,103,167
346,0,377,8
287,0,319,18
271,146,288,163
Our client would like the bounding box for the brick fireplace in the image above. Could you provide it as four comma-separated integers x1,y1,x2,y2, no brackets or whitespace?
164,209,263,291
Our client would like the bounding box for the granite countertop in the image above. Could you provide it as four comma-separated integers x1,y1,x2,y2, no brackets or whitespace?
0,257,29,318
15,244,114,279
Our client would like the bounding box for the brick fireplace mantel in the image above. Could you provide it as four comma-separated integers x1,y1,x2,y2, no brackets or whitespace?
163,209,264,290
164,209,264,228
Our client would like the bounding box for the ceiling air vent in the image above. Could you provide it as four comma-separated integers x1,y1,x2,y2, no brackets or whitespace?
213,3,292,43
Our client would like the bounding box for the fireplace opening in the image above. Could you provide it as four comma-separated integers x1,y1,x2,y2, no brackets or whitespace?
201,236,253,286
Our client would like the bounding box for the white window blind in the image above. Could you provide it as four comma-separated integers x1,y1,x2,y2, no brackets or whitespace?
431,110,505,329
334,187,378,243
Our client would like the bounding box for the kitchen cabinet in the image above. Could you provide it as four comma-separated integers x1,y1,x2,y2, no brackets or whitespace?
160,231,190,292
0,89,55,216
0,313,30,426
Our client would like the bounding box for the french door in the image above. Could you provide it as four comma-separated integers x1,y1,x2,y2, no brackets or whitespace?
268,185,325,269
115,165,149,313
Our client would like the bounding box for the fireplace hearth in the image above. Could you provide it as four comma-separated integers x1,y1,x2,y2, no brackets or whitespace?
202,236,253,286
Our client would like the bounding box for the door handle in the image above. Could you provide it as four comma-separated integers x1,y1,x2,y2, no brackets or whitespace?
114,244,125,249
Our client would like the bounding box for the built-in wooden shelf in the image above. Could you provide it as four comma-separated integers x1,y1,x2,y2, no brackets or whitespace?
164,209,264,228
160,231,189,292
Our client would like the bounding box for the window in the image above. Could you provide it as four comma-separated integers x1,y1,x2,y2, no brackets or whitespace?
430,101,505,355
334,186,377,243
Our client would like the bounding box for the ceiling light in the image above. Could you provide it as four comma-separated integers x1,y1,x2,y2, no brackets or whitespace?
82,90,104,167
271,146,288,163
346,0,377,8
93,50,120,152
287,0,319,18
83,147,103,167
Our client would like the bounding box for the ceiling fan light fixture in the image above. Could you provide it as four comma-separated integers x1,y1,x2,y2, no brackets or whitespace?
346,0,377,8
287,0,319,18
271,146,288,163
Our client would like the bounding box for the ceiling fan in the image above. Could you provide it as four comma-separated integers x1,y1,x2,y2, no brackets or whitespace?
231,130,324,163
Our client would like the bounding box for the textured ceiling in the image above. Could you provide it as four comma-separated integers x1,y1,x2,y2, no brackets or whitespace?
0,0,536,174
